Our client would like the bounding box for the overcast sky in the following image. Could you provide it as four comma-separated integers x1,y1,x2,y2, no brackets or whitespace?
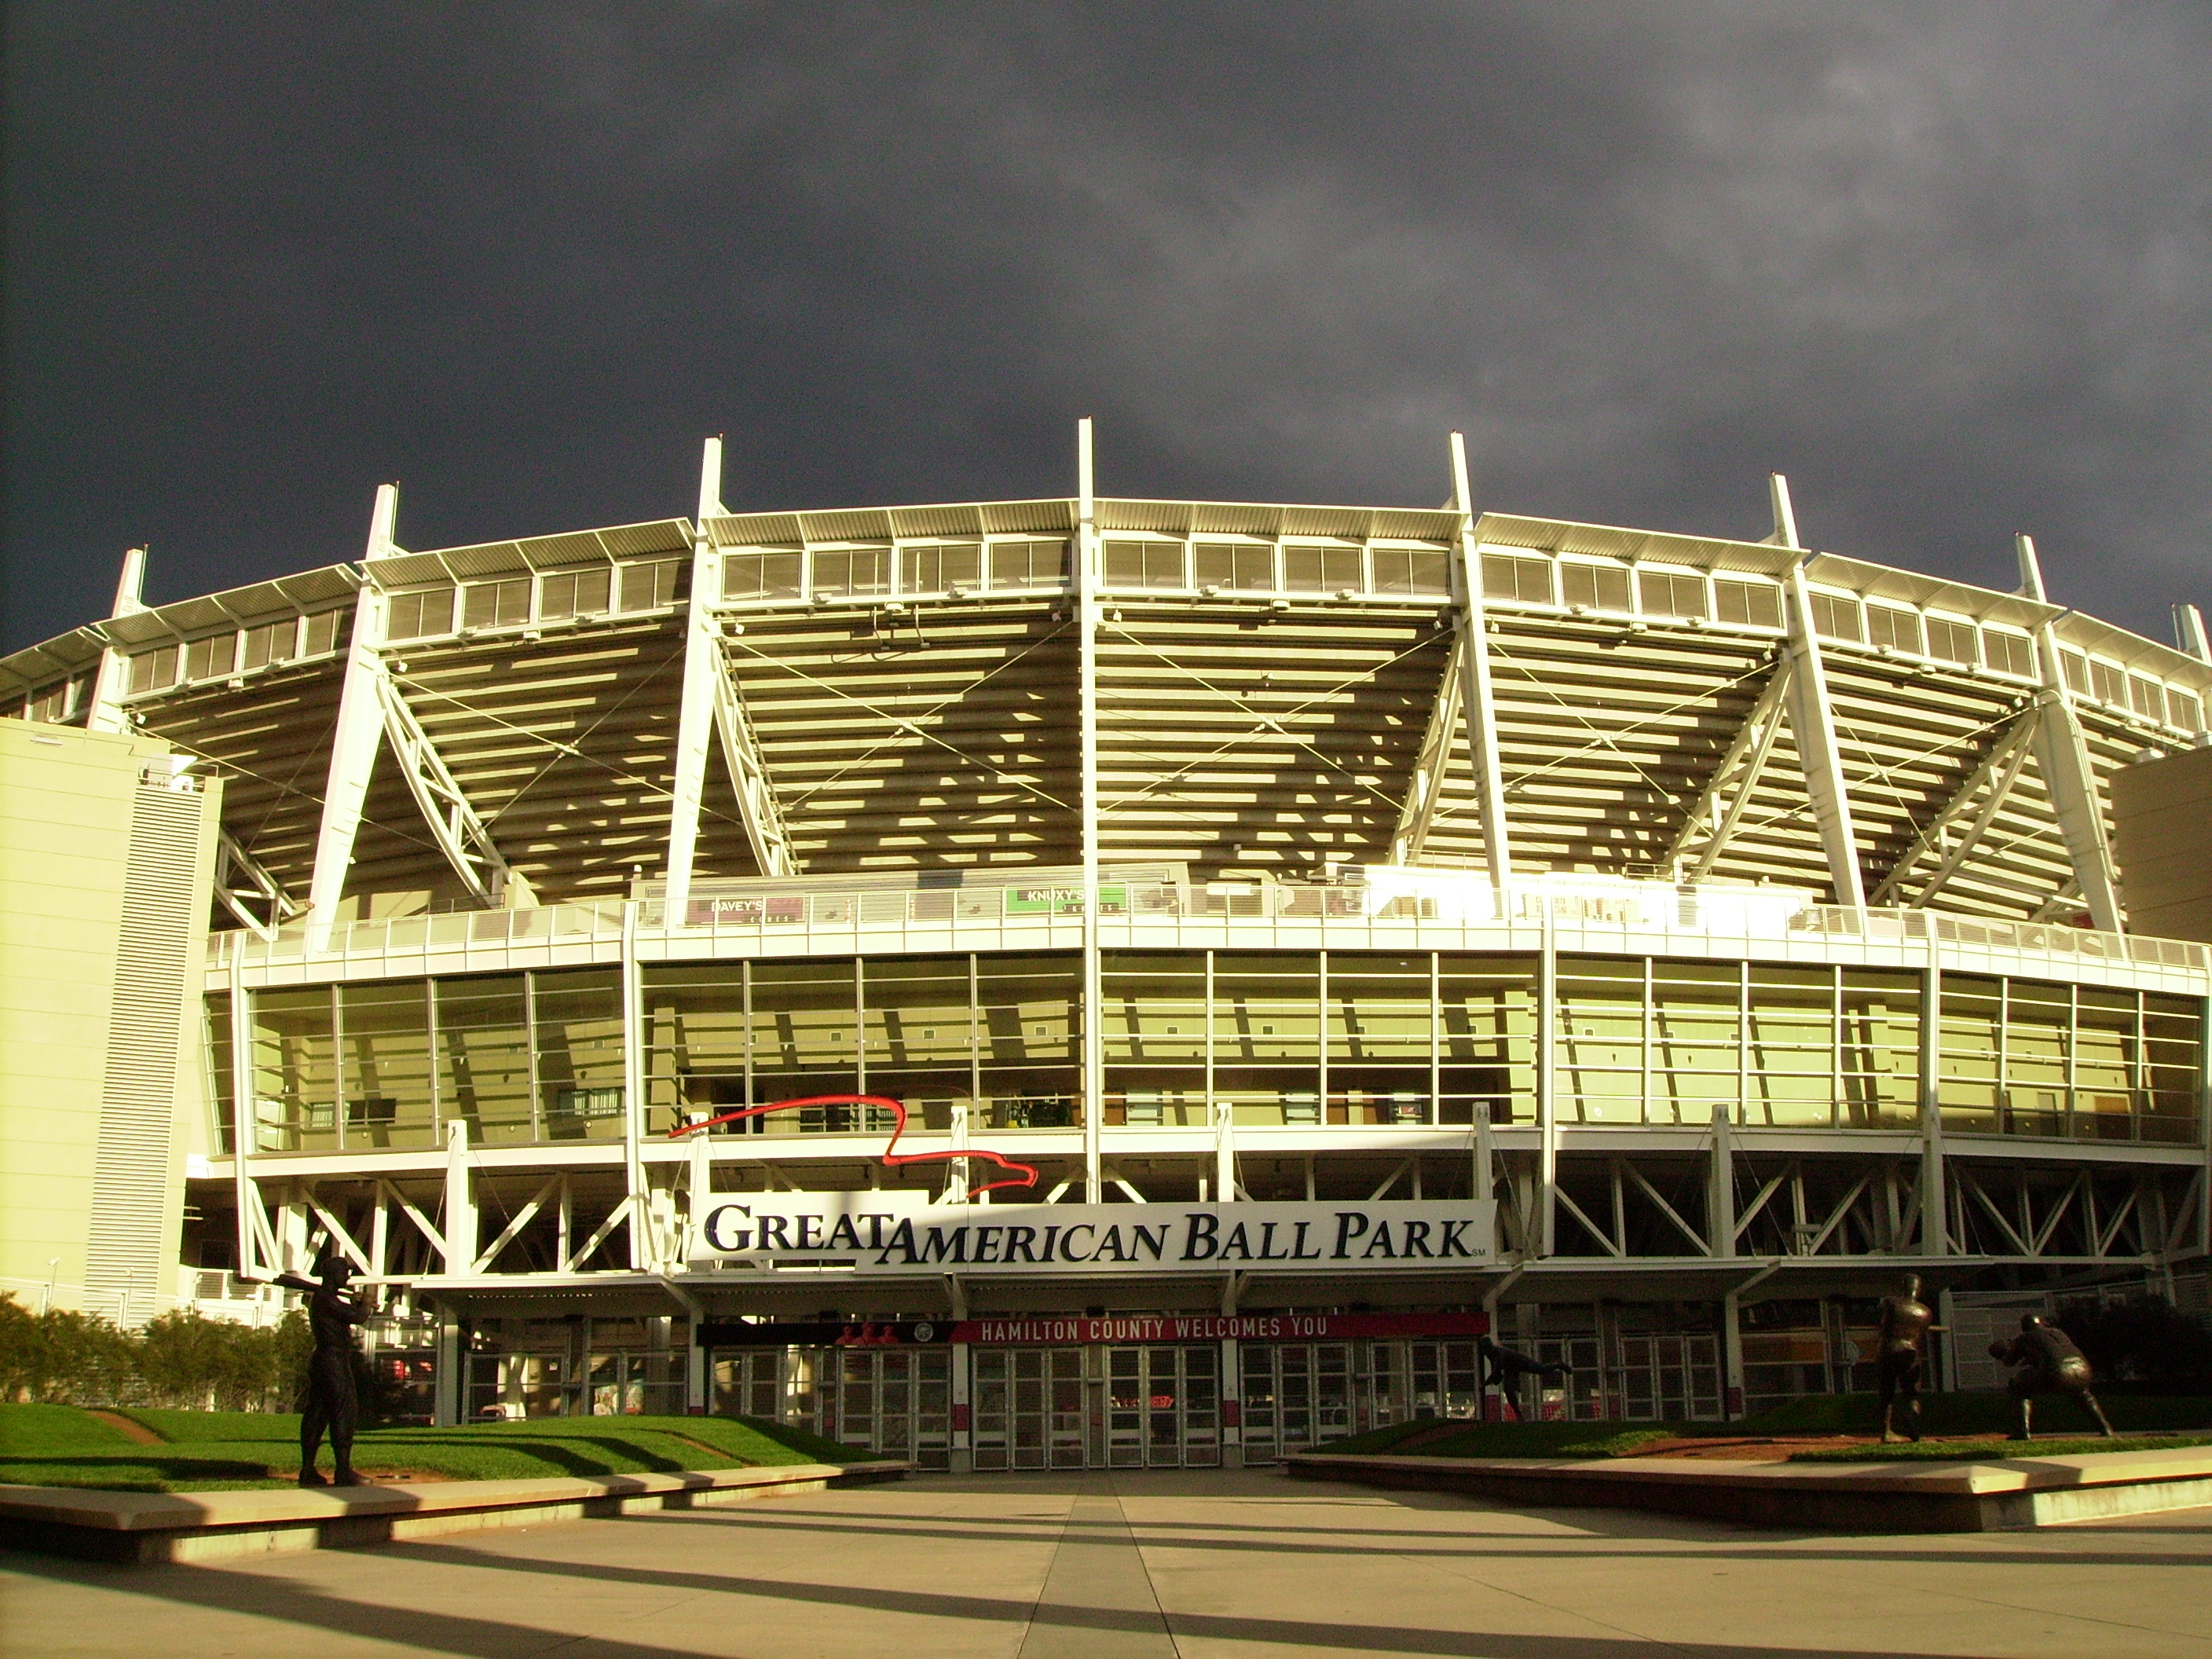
6,1,2209,654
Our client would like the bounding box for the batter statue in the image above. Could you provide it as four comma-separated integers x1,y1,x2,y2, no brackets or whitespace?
1479,1335,1573,1421
1875,1274,1946,1443
273,1256,377,1486
1988,1313,2115,1441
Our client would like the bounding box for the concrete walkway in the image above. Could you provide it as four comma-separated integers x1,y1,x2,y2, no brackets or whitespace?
5,1467,2211,1658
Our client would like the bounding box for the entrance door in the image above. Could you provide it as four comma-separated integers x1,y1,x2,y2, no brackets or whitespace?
1238,1343,1353,1461
972,1347,1086,1470
1105,1346,1219,1468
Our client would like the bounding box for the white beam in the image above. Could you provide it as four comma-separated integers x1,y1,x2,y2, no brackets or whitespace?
304,580,390,948
376,672,515,906
84,547,150,735
1664,659,1793,880
1870,706,2041,907
214,827,301,942
2020,538,2125,932
709,648,797,877
1766,472,1800,551
664,438,729,914
1782,565,1867,906
2175,603,2211,666
1450,432,1514,888
1390,629,1463,864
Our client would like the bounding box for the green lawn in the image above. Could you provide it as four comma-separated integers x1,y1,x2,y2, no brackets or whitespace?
1304,1390,2212,1464
0,1404,884,1492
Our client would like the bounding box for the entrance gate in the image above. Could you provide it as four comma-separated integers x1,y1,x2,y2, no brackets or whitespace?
972,1346,1086,1470
1106,1345,1220,1467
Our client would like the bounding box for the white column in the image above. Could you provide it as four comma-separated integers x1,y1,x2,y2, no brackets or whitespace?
1077,418,1105,1203
1220,1336,1243,1468
1449,434,1514,891
229,965,260,1275
949,1340,973,1473
1919,937,1947,1257
665,438,728,917
622,900,650,1268
434,1311,464,1426
442,1119,477,1274
1536,912,1558,1257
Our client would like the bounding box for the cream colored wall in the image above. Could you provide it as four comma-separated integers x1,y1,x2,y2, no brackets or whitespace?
2114,745,2212,945
0,723,215,1317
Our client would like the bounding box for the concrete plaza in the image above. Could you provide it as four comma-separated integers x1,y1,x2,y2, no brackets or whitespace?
4,1468,2210,1659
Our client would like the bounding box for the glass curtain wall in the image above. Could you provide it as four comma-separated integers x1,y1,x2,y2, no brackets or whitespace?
243,969,624,1152
1555,959,1919,1129
1938,975,2202,1143
640,953,1081,1137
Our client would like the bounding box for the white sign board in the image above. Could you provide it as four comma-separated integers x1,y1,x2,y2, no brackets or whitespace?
687,1196,1495,1276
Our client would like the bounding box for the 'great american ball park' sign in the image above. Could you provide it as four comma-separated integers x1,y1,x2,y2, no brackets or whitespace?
687,1196,1496,1275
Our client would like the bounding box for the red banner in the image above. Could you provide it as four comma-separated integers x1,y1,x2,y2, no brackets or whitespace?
949,1311,1488,1346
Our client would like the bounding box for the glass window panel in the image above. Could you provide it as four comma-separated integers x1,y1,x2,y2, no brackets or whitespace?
1370,547,1450,595
1481,553,1552,604
2089,660,2126,705
185,633,237,680
539,568,610,621
1282,544,1364,594
2127,674,2166,720
1809,591,1862,643
617,558,686,611
437,975,534,1144
386,588,455,641
989,540,1068,588
1638,568,1708,620
535,969,624,1141
641,964,747,1133
252,986,335,1152
1713,579,1782,628
811,547,890,598
1982,630,2034,677
302,610,345,656
2170,690,2203,732
1192,542,1275,591
2059,650,2089,693
241,619,296,670
1559,562,1632,612
723,550,804,600
1866,605,1921,653
903,543,981,593
340,980,437,1149
1924,616,1976,665
128,646,179,694
463,578,532,629
204,992,236,1155
1103,540,1185,589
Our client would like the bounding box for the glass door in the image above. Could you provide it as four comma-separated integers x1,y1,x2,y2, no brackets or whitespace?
1106,1346,1220,1468
972,1347,1084,1470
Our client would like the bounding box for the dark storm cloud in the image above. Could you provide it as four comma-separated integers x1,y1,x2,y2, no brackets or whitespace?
5,0,2209,652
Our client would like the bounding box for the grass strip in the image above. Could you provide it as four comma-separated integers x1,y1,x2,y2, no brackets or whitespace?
0,1404,884,1492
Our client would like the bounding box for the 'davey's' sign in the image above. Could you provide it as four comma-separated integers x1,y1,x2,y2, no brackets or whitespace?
686,1196,1495,1275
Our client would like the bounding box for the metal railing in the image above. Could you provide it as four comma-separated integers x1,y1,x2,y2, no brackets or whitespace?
207,881,2210,976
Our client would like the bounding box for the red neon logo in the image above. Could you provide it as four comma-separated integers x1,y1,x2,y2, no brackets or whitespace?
666,1093,1041,1202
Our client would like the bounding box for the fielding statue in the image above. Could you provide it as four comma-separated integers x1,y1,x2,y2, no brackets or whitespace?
1478,1335,1573,1421
273,1256,376,1486
1875,1274,1946,1442
1988,1313,2115,1441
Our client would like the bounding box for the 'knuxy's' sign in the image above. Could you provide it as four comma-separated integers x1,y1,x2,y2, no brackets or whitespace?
687,1196,1495,1275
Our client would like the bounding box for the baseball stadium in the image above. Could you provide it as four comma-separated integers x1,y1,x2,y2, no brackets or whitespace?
3,424,2207,1472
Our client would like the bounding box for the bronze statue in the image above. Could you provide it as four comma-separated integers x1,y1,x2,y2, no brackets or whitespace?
1479,1335,1572,1422
273,1256,376,1486
1875,1273,1945,1442
1988,1313,2115,1441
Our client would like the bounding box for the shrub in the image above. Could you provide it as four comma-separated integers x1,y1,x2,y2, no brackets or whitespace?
0,1294,317,1414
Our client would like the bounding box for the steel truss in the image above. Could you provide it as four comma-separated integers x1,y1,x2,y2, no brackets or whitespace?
214,828,300,941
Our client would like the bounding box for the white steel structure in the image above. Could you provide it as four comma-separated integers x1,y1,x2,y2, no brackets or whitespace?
6,429,2209,1465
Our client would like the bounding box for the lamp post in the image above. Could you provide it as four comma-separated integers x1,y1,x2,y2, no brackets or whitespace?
40,1258,59,1315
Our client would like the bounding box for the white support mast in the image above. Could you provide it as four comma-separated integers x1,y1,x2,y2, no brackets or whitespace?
2017,534,2126,932
1771,474,1867,907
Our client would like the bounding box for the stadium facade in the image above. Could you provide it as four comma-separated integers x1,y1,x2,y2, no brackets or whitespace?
3,427,2208,1470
